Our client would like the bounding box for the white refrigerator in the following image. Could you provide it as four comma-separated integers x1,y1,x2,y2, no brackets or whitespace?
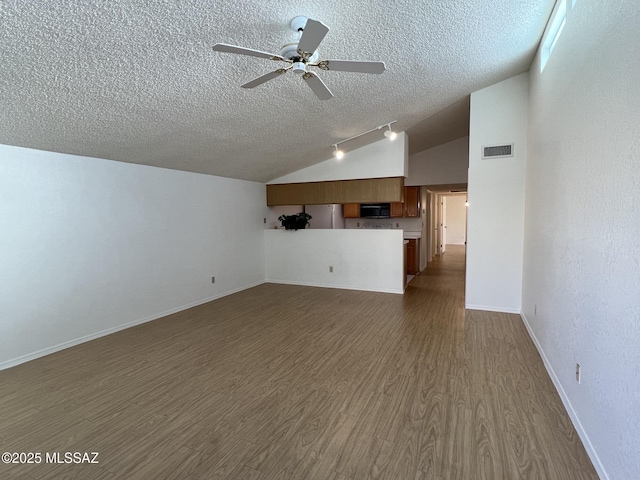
305,204,345,229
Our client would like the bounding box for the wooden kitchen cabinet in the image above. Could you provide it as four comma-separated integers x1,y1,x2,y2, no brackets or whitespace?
403,186,420,217
343,203,360,218
406,238,419,275
390,202,403,217
266,177,404,206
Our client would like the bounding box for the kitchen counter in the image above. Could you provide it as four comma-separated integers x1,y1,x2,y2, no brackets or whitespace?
265,229,405,294
403,231,421,239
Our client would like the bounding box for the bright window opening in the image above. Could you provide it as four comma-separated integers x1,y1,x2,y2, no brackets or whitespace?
541,0,567,72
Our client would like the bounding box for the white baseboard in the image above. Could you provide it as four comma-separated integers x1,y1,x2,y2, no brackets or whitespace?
520,312,608,480
0,281,265,371
265,279,404,295
465,304,521,314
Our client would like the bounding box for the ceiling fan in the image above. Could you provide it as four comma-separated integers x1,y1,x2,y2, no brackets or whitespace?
212,16,386,100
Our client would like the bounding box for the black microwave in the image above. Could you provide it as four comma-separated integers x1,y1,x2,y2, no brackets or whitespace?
360,203,391,219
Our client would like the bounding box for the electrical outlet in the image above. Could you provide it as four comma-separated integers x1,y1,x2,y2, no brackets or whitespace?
396,223,400,228
211,276,215,284
329,266,333,273
356,222,360,227
263,217,266,224
575,363,581,383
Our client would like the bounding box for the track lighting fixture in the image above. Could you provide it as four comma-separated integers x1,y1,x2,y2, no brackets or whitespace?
383,124,397,140
331,120,397,159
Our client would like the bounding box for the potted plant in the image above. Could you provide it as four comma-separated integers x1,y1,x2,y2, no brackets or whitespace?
278,212,312,230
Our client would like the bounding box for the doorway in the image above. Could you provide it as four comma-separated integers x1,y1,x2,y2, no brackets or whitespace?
441,193,467,249
424,189,467,265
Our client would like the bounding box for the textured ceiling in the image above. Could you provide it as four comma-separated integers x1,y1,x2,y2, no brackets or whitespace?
0,0,554,182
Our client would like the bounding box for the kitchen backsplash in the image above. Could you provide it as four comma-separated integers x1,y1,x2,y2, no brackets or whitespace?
345,217,422,231
267,205,423,231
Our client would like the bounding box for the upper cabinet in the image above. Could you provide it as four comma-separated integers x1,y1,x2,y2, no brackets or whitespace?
343,203,360,218
403,186,420,218
390,202,403,218
266,177,405,206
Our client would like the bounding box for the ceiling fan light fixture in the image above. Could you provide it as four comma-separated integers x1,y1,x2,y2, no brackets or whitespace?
292,61,306,74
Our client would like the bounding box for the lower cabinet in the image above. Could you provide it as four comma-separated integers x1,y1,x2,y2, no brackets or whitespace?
406,239,419,275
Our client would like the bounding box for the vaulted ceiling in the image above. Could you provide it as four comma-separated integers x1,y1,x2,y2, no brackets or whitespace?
0,0,554,182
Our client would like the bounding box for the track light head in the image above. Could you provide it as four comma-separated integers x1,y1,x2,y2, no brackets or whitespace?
384,124,397,141
333,144,344,160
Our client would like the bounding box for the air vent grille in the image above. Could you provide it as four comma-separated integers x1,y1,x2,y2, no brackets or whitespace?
482,144,513,159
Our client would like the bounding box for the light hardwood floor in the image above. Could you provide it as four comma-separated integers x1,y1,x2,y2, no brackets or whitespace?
0,245,598,479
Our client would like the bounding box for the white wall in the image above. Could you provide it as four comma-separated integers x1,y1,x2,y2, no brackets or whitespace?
406,136,469,186
0,145,266,369
465,73,528,313
265,230,404,294
268,133,408,184
444,195,466,245
522,1,640,478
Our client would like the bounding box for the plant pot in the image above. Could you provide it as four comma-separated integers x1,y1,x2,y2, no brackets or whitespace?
294,218,308,230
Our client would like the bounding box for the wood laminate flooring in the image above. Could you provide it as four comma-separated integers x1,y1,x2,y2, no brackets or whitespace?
0,245,598,479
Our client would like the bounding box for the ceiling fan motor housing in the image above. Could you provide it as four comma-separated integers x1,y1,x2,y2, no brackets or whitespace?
280,42,300,60
280,42,319,63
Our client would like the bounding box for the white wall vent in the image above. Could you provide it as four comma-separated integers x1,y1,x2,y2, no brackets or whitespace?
482,144,514,159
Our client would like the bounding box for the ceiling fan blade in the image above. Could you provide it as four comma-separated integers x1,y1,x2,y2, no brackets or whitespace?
297,19,329,57
241,68,289,89
302,72,333,100
316,60,386,74
213,43,286,62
